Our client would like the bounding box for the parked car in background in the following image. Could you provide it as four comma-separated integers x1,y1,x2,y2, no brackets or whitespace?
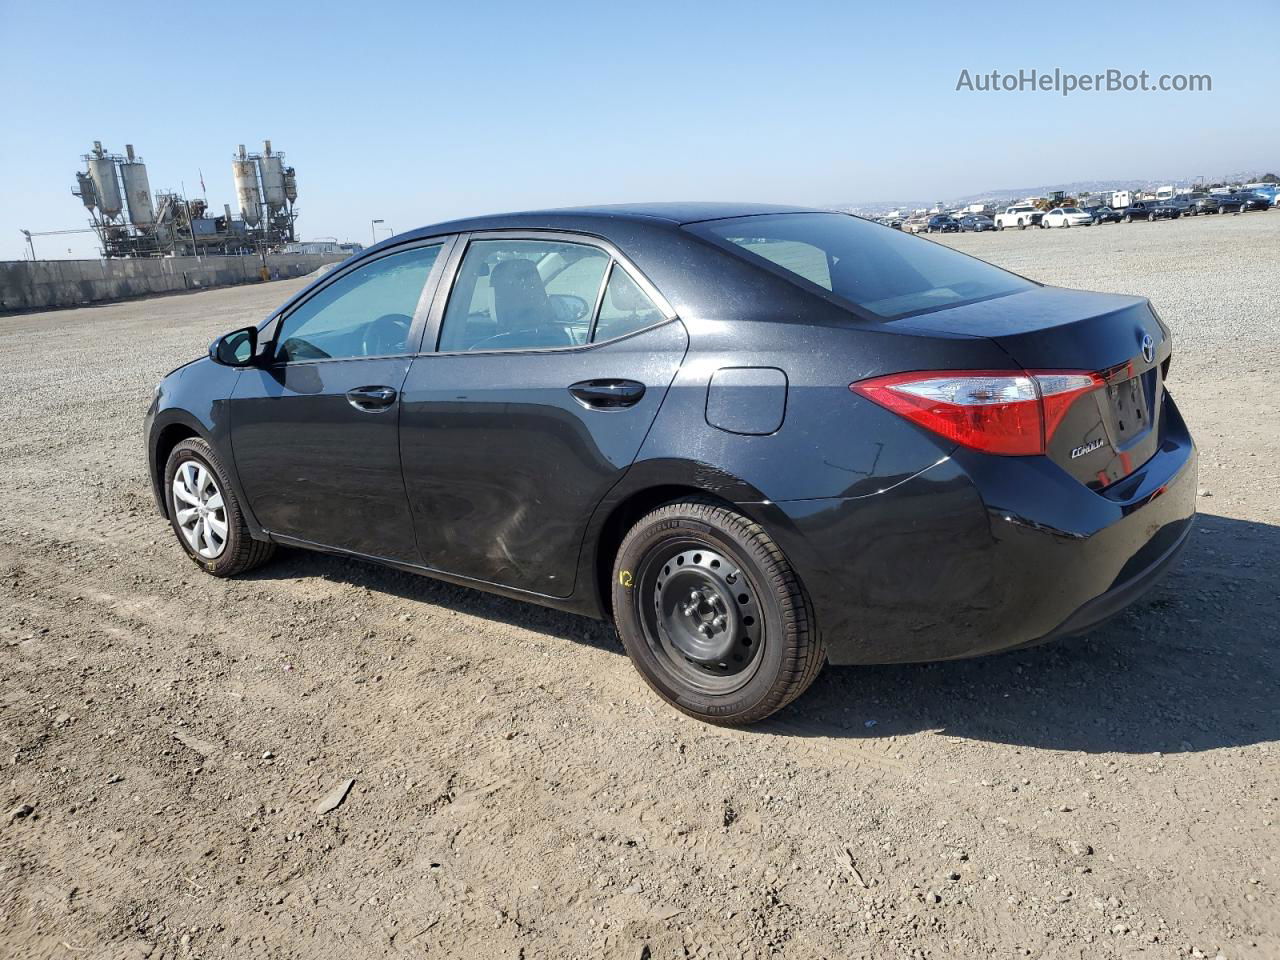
1239,194,1272,212
1150,200,1183,220
924,214,960,234
1163,197,1200,216
958,214,995,232
1040,206,1093,228
1193,196,1224,214
902,216,930,234
1210,195,1248,214
1120,201,1161,222
994,205,1044,230
1086,206,1123,224
145,203,1196,725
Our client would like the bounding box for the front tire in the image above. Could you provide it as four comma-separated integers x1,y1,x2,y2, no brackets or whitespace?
611,500,824,725
164,437,275,577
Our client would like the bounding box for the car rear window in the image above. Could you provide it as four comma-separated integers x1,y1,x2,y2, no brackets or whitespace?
687,213,1034,319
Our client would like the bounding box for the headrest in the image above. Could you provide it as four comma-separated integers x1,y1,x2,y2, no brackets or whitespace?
490,257,544,293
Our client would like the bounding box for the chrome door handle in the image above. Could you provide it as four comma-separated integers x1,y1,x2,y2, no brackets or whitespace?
568,379,645,409
345,385,397,412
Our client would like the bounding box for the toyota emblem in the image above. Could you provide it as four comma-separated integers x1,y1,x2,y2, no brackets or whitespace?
1141,333,1155,364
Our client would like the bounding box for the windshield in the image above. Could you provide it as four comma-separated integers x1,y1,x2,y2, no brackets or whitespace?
688,212,1034,319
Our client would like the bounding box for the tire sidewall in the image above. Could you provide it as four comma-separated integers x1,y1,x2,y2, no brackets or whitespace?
612,511,794,723
164,438,247,576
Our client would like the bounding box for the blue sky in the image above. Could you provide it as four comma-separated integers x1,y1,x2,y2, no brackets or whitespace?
1,0,1275,260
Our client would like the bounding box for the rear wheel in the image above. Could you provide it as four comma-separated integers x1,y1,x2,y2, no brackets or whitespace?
164,437,275,577
611,500,824,725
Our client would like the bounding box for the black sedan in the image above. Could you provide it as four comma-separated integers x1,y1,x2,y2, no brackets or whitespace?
1205,194,1247,213
146,203,1197,725
1086,206,1123,224
924,214,960,233
957,214,995,232
1240,194,1272,212
1119,201,1174,222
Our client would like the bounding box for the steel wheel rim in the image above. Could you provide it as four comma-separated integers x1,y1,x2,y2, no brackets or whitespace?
636,539,765,694
172,459,227,559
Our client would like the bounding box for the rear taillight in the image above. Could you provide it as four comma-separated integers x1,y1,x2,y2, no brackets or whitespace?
851,370,1104,455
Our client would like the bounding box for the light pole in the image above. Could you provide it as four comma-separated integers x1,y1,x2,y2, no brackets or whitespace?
371,219,383,244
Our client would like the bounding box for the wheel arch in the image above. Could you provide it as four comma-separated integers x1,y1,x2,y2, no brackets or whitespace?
149,412,211,519
148,410,265,540
579,459,789,620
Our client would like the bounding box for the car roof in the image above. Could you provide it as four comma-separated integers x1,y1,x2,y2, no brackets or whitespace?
391,202,823,246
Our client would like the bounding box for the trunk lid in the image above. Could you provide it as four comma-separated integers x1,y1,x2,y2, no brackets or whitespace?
888,286,1171,489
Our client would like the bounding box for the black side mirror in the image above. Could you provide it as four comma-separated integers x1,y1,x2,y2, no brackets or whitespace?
210,326,258,366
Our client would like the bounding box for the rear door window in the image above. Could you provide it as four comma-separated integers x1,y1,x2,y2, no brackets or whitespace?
438,239,609,352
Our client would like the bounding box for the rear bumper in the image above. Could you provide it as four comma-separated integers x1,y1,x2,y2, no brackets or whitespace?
758,395,1197,665
1033,515,1191,647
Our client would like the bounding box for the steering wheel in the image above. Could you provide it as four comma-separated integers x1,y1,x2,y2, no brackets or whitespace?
362,313,412,356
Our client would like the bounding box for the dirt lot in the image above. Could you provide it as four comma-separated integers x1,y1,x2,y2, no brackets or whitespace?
1,212,1277,960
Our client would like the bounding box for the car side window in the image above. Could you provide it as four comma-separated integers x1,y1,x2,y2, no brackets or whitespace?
274,245,441,362
438,240,609,352
592,265,665,342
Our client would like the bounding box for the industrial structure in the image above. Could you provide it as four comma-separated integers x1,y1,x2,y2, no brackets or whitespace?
71,140,298,258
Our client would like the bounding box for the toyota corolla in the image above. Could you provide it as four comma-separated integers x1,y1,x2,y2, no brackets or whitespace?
145,204,1197,724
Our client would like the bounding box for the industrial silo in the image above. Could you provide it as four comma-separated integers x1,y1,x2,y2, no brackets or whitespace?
75,172,98,210
258,140,287,214
119,144,155,228
283,167,297,204
233,144,262,226
87,141,123,219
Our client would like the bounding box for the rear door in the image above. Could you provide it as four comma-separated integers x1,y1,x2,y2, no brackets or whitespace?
399,232,688,597
230,239,452,560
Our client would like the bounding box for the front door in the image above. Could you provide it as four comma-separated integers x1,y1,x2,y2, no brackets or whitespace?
230,240,449,561
399,234,688,596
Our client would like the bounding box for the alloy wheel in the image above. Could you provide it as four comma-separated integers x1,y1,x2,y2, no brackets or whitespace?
171,459,228,559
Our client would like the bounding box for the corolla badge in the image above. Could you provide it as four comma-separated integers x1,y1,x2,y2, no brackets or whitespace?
1071,437,1106,459
1141,332,1155,364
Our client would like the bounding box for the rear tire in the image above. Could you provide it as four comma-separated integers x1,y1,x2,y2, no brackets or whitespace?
611,500,824,725
164,437,275,577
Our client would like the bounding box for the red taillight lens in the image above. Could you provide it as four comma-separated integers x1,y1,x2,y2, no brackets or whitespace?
850,370,1104,456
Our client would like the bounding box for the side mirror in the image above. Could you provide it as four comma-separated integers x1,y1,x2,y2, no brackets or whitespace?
548,293,589,324
210,326,258,366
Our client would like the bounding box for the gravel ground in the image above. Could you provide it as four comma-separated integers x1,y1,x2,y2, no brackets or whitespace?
1,211,1277,960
